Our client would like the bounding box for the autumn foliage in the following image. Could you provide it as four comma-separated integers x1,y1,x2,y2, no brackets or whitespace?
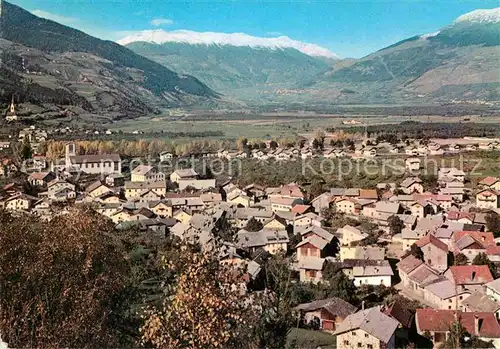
140,244,254,348
0,207,130,348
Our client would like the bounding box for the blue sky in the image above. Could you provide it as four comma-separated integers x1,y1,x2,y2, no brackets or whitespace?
12,0,500,58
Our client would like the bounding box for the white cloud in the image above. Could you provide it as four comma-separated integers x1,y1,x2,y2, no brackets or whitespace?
31,10,79,25
117,29,338,59
150,18,174,26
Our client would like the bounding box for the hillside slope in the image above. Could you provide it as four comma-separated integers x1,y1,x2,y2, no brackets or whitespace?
125,41,335,101
122,8,500,105
0,1,218,119
307,10,500,104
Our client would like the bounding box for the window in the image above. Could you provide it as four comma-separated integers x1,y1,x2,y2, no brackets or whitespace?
352,331,356,336
343,340,349,345
449,299,452,303
459,296,463,300
357,343,362,348
365,333,369,338
368,345,373,349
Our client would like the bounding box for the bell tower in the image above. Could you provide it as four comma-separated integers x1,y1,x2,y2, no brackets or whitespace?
65,143,76,168
9,96,15,114
5,95,18,122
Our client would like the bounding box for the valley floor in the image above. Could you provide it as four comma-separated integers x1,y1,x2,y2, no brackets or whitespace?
107,113,500,140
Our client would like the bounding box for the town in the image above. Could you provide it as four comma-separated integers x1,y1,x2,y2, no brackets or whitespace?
1,1,500,347
1,118,500,348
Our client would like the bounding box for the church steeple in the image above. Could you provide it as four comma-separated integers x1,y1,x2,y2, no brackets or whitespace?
5,95,18,122
9,95,15,114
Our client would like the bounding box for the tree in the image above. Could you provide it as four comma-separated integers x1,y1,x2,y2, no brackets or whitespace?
312,139,320,150
21,138,33,160
440,321,468,349
313,129,325,144
472,252,497,278
237,137,248,151
245,217,263,232
421,174,438,191
329,271,358,304
472,252,490,266
454,253,469,266
486,213,500,238
439,320,492,349
408,244,424,261
0,208,131,348
257,253,296,349
320,206,336,222
388,215,404,236
321,262,358,305
308,179,325,198
140,243,254,348
314,128,325,139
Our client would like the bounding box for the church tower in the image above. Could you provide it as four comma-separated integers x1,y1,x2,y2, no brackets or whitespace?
65,143,76,169
5,95,18,122
9,96,15,114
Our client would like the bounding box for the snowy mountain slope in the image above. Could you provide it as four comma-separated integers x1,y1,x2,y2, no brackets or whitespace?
118,29,338,59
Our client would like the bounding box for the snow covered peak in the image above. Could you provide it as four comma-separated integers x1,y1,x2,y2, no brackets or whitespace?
420,31,440,40
117,29,339,59
454,8,500,24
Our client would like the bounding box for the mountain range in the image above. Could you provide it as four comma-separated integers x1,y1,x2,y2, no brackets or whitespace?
0,1,218,120
305,10,500,104
0,2,498,121
122,8,500,105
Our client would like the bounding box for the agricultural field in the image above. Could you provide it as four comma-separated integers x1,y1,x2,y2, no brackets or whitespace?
107,113,500,141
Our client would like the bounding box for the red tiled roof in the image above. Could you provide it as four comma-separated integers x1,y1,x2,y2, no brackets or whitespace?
382,191,394,200
448,211,475,221
280,183,305,198
397,254,423,274
271,197,296,206
28,172,51,181
435,194,453,202
479,176,499,187
291,204,311,215
414,193,452,202
165,192,200,198
477,189,499,197
2,183,16,190
448,265,494,285
359,189,378,200
416,309,500,338
452,231,495,248
382,301,413,328
408,264,439,284
486,245,500,256
335,196,357,204
415,234,448,252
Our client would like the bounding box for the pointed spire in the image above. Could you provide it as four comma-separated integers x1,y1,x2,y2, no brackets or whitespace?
9,95,15,113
